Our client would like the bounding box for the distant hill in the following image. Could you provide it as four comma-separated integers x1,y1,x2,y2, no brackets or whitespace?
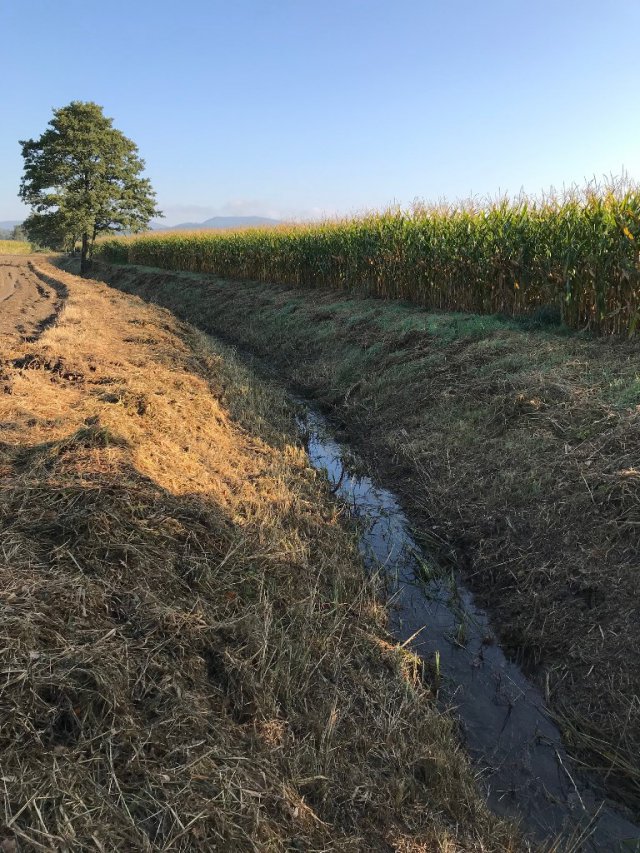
1,217,282,234
150,216,280,232
1,217,283,238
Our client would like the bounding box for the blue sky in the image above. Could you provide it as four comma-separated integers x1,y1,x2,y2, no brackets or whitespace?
2,0,639,225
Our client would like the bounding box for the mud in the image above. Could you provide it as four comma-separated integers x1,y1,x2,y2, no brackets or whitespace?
299,405,640,851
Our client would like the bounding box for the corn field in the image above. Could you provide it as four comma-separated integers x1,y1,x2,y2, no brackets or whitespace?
95,185,640,335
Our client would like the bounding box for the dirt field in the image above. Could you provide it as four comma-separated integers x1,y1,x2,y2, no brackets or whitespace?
0,256,65,341
0,257,518,851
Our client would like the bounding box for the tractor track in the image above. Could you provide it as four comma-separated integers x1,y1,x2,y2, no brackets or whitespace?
0,256,67,343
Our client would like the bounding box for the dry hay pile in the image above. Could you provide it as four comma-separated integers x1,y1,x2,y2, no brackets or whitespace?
0,261,517,851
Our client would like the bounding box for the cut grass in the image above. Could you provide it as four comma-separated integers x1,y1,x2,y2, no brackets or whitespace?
0,258,520,851
90,259,640,819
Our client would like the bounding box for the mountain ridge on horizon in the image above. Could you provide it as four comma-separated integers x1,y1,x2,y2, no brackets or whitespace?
150,215,281,231
0,216,283,235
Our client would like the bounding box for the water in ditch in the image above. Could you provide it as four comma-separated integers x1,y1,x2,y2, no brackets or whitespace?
298,405,640,852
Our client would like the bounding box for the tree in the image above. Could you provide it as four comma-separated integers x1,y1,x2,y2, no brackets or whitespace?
19,101,161,272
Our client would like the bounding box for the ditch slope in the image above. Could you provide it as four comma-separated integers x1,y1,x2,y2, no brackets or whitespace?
0,258,518,851
90,260,640,820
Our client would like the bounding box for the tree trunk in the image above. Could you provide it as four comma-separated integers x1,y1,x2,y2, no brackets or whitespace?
80,232,89,274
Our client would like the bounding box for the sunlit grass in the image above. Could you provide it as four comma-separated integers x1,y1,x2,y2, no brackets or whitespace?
96,180,640,335
0,257,520,849
0,240,31,255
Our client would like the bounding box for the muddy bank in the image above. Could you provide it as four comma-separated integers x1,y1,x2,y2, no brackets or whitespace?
298,404,640,850
89,260,640,819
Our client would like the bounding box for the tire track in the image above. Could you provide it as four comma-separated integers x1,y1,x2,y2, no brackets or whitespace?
0,256,67,342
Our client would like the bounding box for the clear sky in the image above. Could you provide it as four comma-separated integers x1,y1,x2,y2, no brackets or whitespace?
2,0,639,225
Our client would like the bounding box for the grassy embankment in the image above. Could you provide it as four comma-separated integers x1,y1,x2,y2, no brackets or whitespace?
88,256,640,819
0,258,520,851
96,185,640,335
0,239,31,254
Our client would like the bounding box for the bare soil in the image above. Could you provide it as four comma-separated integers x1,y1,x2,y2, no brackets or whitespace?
0,256,66,342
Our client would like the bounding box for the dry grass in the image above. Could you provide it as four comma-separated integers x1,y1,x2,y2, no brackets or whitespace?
90,260,640,820
0,240,31,254
0,259,520,851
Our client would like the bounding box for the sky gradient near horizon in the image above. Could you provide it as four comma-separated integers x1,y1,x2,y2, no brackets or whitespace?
2,0,639,225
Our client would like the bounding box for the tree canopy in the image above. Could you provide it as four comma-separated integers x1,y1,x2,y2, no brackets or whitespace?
19,101,161,272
